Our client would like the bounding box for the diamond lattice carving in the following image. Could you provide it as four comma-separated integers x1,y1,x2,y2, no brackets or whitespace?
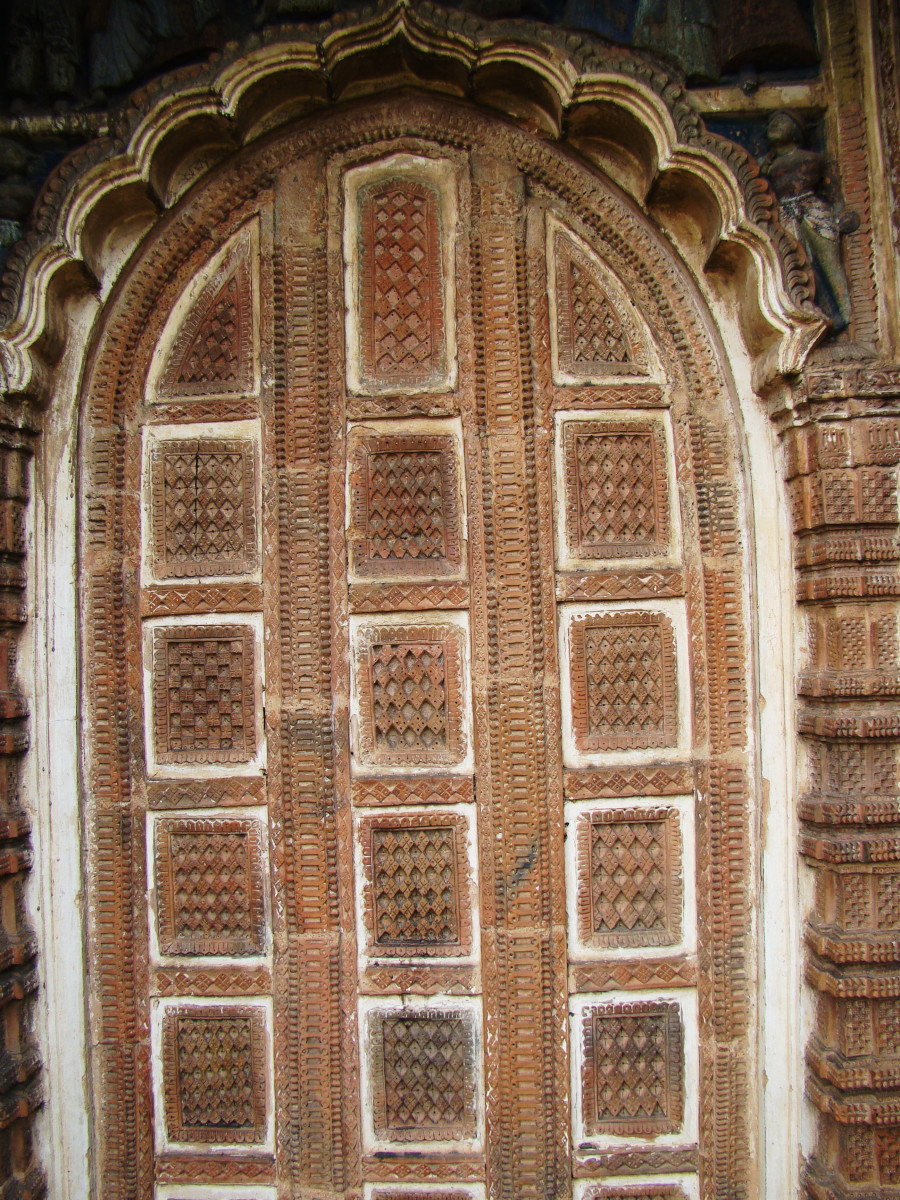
348,430,464,579
578,807,682,949
353,623,467,769
154,817,266,957
157,244,255,398
149,437,259,580
563,421,670,561
569,611,678,752
161,1004,268,1145
581,1000,684,1137
151,624,258,765
553,229,647,378
359,811,471,958
370,1009,477,1142
359,179,445,389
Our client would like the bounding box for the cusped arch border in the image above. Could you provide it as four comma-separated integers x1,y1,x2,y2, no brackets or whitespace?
74,78,801,1200
0,0,825,403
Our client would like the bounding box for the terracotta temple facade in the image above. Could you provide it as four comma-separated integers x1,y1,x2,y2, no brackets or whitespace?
0,2,899,1198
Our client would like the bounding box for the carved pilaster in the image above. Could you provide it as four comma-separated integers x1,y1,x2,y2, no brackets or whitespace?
787,365,900,1197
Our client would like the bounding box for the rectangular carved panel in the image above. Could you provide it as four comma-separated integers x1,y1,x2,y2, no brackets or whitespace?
358,810,473,958
577,807,683,949
359,179,445,390
351,621,469,771
160,1004,269,1146
562,420,670,562
581,1000,684,1137
368,1008,478,1144
568,611,678,752
153,816,266,957
149,437,259,580
151,624,258,765
347,428,464,580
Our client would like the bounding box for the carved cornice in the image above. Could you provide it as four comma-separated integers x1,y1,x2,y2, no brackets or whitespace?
0,0,824,399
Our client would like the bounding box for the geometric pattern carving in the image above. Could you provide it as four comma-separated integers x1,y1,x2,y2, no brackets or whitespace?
352,622,467,769
583,1186,688,1200
581,1000,684,1137
158,248,255,399
153,816,266,957
149,437,259,580
552,228,648,378
562,420,670,561
151,624,258,764
358,811,471,958
569,611,678,752
347,429,464,579
358,179,445,390
369,1008,478,1143
161,1004,268,1145
577,807,682,949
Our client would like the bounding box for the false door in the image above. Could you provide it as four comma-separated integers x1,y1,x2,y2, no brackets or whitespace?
83,102,756,1200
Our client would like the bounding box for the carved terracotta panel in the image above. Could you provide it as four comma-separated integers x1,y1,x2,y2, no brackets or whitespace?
567,611,679,752
581,1000,684,1138
357,809,474,959
153,816,267,957
351,620,470,771
149,624,259,766
159,1003,269,1147
560,418,671,564
347,426,465,581
576,806,683,950
156,225,258,400
148,435,259,581
366,1007,479,1144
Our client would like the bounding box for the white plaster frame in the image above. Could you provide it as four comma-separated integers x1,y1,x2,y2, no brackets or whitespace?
353,802,481,971
573,1174,699,1200
564,795,697,961
569,987,700,1153
141,611,267,778
558,598,693,768
546,212,665,385
150,995,275,1155
146,806,272,966
553,408,683,573
358,992,485,1155
343,153,459,396
140,419,263,587
345,415,469,584
144,220,261,402
348,610,474,776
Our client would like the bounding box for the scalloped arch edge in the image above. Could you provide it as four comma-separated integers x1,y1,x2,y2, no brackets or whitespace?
0,0,826,398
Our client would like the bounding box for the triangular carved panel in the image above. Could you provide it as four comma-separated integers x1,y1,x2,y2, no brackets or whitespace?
155,224,258,400
549,218,658,383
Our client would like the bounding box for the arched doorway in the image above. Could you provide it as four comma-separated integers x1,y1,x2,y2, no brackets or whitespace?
70,88,779,1200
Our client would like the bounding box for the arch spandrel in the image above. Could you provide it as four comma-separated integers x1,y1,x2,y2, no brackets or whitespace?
64,91,780,1200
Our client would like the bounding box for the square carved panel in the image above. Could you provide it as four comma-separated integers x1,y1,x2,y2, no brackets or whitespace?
352,621,469,771
151,624,258,765
581,1000,684,1138
161,1004,269,1146
153,816,266,957
357,810,473,959
149,436,259,580
561,419,670,562
368,1007,478,1144
347,428,464,580
576,807,683,950
568,611,678,752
